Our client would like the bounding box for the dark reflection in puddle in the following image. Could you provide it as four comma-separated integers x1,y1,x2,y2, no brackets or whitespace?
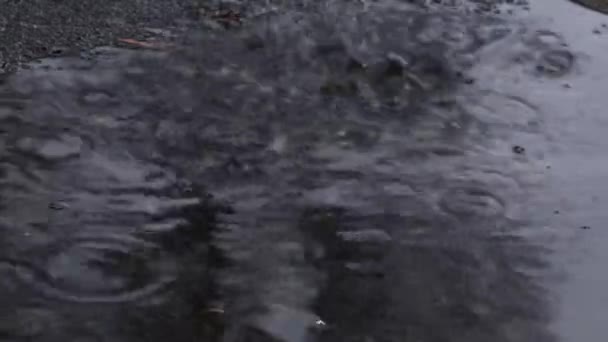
0,1,564,342
301,203,553,342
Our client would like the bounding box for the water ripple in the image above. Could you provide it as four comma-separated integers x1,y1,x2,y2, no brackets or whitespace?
439,184,506,220
12,234,177,304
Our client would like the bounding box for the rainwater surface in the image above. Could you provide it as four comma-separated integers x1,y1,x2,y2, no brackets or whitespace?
0,1,604,341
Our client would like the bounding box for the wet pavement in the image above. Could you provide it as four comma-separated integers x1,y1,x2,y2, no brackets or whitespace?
0,0,607,341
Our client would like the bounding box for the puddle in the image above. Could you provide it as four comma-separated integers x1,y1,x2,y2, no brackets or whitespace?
0,0,585,341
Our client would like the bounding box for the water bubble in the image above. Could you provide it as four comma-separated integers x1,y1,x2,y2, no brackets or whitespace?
80,91,118,107
439,185,505,219
466,92,540,129
334,127,380,149
15,134,84,161
530,30,565,48
536,49,575,78
476,24,514,46
512,145,526,154
48,201,69,211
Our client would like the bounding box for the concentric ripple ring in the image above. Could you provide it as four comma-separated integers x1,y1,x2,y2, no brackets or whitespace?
12,234,177,304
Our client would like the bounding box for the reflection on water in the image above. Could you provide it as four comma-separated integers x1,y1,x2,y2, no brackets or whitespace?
0,1,572,341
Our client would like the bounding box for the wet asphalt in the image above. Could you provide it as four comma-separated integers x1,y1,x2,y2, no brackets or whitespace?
1,1,608,342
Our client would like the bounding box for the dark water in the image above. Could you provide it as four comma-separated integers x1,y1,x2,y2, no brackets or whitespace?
0,0,599,341
570,0,608,14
